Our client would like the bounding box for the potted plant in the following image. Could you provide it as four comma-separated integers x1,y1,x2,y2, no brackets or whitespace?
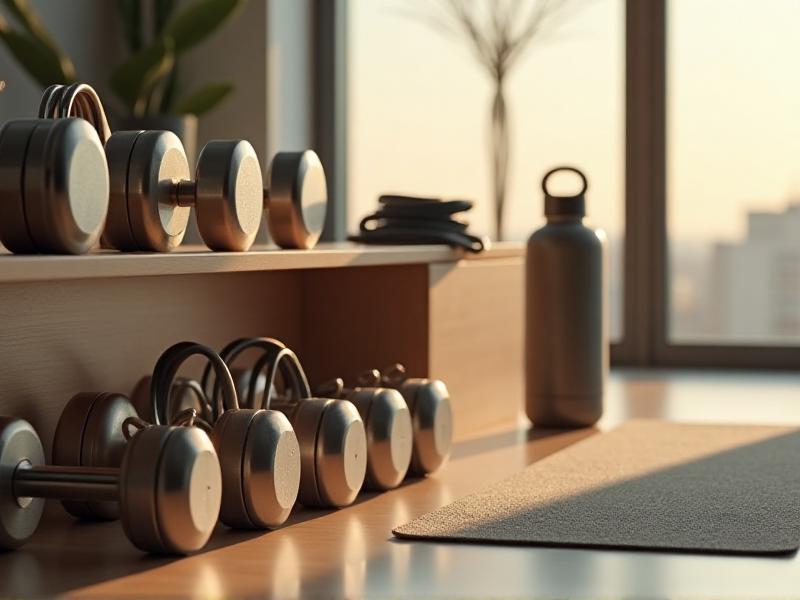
0,0,245,164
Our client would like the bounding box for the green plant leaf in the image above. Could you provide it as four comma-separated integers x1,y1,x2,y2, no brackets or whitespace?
173,82,233,115
0,18,74,85
163,0,244,54
109,38,175,116
114,0,142,52
0,0,76,81
4,0,56,48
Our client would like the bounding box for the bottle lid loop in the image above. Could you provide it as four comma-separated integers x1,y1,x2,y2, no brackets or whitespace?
541,166,588,218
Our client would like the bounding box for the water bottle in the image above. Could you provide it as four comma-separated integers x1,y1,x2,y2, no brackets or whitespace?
525,166,607,428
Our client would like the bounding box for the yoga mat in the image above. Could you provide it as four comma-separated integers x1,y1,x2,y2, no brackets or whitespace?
394,420,800,555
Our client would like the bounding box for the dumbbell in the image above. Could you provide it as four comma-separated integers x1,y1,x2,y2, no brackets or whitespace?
0,83,109,254
0,416,221,554
314,375,412,491
366,365,453,476
146,341,302,529
213,338,367,508
41,82,327,253
101,133,326,252
56,342,302,530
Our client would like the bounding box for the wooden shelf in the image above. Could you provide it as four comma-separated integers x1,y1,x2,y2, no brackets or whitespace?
0,242,524,283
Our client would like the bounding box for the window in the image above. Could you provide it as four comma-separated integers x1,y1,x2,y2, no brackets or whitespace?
667,0,800,346
347,0,625,340
318,0,800,367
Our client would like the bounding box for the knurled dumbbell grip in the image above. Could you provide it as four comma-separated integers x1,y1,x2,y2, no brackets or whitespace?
13,465,118,502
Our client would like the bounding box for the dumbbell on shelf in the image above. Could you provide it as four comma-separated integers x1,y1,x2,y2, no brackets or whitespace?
0,83,110,254
101,132,327,252
39,82,327,253
0,416,222,554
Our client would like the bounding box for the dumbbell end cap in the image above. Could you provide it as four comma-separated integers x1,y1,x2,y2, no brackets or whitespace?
0,418,45,549
357,389,413,491
267,150,328,250
242,410,301,527
315,399,367,507
122,426,221,554
195,140,263,252
406,380,453,476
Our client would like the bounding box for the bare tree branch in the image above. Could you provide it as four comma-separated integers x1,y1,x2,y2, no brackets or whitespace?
399,0,590,240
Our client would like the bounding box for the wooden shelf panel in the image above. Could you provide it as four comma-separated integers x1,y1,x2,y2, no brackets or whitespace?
0,242,524,283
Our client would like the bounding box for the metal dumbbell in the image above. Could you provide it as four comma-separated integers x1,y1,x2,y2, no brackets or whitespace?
41,82,327,252
0,416,221,554
0,83,110,254
314,375,412,491
56,342,301,530
147,341,302,529
215,338,367,508
101,133,327,252
369,365,453,476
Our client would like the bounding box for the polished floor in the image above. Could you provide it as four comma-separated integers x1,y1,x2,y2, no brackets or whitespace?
2,369,799,598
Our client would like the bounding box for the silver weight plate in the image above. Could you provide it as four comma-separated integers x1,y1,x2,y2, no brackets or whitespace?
0,418,45,549
125,130,190,252
103,130,146,251
0,120,39,253
267,150,328,249
315,399,367,507
195,140,263,251
23,119,109,254
405,379,453,476
350,388,413,491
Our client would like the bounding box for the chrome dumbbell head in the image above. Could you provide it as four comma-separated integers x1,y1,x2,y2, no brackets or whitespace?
103,132,262,252
224,338,367,508
150,341,301,529
0,417,221,554
0,120,109,254
52,392,137,520
266,150,328,249
316,377,412,491
378,365,453,476
0,83,110,255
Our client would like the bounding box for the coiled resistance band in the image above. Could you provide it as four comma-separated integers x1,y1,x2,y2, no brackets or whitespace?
349,195,488,253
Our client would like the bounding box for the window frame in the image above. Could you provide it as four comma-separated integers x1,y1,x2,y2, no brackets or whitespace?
620,0,800,368
315,0,800,369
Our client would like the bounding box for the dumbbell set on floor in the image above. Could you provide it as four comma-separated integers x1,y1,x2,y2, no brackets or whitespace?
0,82,327,254
0,338,452,555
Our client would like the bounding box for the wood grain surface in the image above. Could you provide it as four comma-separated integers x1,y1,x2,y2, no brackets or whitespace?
1,371,800,598
0,242,524,283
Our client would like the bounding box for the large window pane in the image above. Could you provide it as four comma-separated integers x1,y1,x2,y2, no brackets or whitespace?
348,0,624,340
668,0,800,344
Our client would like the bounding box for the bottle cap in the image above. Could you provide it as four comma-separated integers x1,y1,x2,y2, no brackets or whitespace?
541,166,588,218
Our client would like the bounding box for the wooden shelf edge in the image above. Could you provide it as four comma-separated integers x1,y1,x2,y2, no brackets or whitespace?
0,242,524,283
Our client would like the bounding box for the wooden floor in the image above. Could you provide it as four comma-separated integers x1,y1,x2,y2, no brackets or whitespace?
3,369,800,598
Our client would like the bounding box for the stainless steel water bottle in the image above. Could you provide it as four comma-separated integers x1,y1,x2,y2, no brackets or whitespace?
525,166,607,428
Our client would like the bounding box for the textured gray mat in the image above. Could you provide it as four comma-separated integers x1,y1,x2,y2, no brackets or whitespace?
394,420,800,555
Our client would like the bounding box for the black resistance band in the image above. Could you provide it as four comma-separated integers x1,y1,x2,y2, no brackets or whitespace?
349,195,488,253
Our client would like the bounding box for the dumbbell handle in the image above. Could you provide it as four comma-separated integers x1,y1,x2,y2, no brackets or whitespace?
173,180,274,209
13,464,118,502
